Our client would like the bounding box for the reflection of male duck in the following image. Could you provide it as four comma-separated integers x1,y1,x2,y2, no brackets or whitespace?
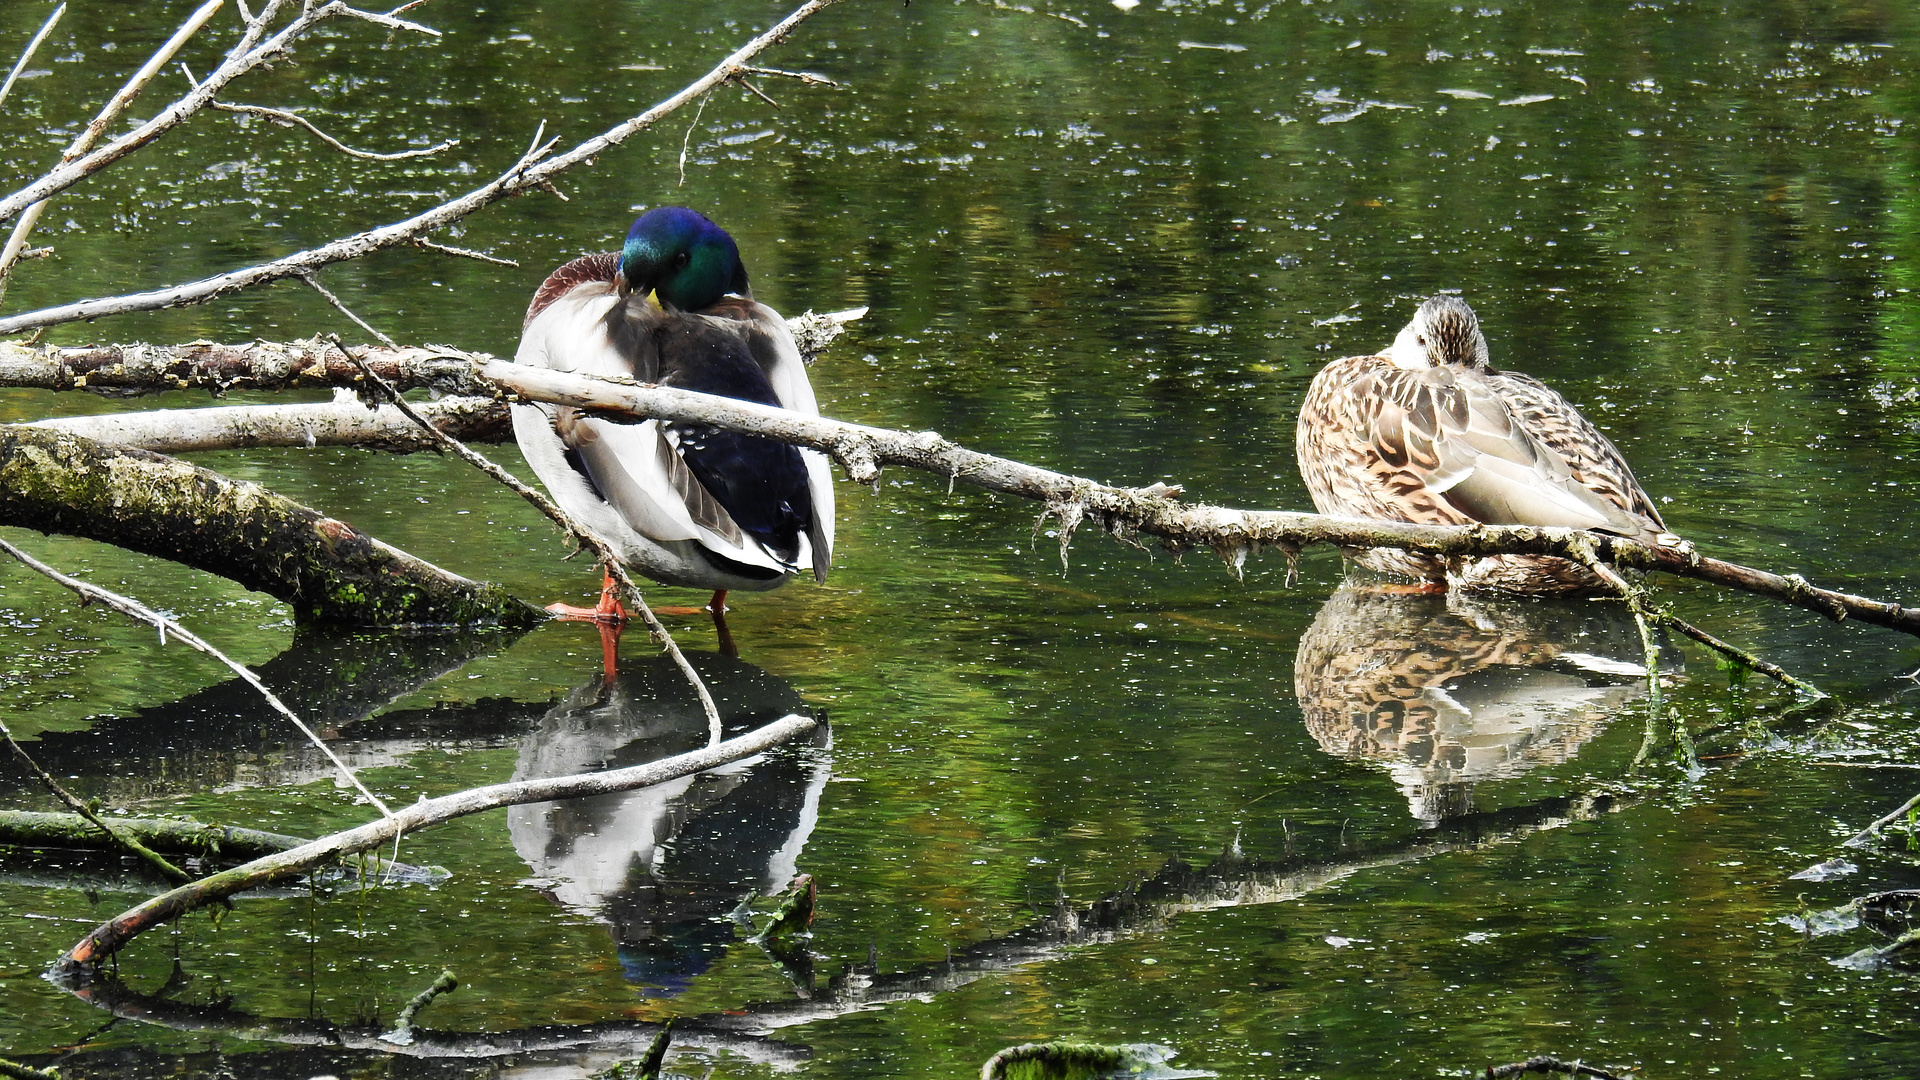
508,652,830,997
1294,587,1670,826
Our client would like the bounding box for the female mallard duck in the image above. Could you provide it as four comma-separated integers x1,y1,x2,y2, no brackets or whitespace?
1295,293,1681,594
511,206,834,619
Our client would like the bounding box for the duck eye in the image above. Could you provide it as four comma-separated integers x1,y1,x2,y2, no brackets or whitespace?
673,251,690,269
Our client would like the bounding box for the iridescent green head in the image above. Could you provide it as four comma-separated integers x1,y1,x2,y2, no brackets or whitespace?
616,206,751,311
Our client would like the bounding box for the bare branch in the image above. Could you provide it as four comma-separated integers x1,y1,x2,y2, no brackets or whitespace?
3,334,1909,639
735,78,782,109
51,712,820,972
0,314,856,395
0,534,393,817
410,237,516,266
0,0,437,229
334,2,442,36
0,0,226,292
0,3,65,109
740,64,842,88
209,98,459,160
0,0,846,335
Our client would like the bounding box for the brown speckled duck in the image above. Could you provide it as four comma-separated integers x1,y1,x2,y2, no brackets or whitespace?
1295,293,1682,594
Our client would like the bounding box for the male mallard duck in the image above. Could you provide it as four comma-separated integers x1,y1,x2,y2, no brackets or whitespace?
511,206,834,619
1295,293,1680,594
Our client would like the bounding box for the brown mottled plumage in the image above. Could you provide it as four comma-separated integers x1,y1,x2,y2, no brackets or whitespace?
1296,294,1681,593
1294,586,1653,824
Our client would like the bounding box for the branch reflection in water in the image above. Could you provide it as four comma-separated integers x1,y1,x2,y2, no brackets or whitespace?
508,651,831,998
1294,584,1682,826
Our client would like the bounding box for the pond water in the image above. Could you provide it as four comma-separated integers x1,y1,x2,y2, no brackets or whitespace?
2,0,1919,1076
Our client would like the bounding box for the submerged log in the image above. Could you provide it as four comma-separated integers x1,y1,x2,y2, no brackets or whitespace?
0,425,542,628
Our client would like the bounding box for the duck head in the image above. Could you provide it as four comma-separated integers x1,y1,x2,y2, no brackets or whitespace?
1386,293,1490,371
616,206,752,311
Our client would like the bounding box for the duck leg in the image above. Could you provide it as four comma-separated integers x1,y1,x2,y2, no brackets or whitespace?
712,603,738,659
592,616,625,678
545,568,630,623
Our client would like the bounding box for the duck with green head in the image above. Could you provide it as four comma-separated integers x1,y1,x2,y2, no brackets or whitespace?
512,206,834,621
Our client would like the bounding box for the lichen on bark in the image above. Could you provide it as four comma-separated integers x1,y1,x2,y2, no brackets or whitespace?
0,424,543,629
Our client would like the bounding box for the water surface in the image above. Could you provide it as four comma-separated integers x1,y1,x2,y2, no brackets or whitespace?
1,0,1918,1076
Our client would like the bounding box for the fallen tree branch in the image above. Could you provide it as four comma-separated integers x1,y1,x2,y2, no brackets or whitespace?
0,0,847,335
0,306,859,395
50,712,820,974
474,360,1920,639
0,424,544,629
2,338,1913,638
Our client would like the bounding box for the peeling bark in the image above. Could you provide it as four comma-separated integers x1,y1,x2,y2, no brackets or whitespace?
0,340,489,397
0,425,542,628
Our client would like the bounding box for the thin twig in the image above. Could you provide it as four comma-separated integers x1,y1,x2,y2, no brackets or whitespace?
1565,537,1697,771
0,0,225,293
410,237,516,266
0,535,393,818
1655,609,1826,698
0,717,193,885
735,78,781,109
208,98,458,160
678,91,714,187
333,2,441,36
740,64,841,87
0,3,65,109
1845,791,1920,849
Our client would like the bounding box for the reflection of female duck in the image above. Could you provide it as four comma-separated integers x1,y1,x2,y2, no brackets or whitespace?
512,207,835,619
1296,293,1681,593
507,652,830,997
1294,587,1659,825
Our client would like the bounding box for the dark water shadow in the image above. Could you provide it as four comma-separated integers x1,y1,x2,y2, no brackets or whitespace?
1294,585,1679,826
29,652,829,1077
0,627,540,804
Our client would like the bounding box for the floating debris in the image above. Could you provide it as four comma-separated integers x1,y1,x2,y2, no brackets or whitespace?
1791,858,1859,882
